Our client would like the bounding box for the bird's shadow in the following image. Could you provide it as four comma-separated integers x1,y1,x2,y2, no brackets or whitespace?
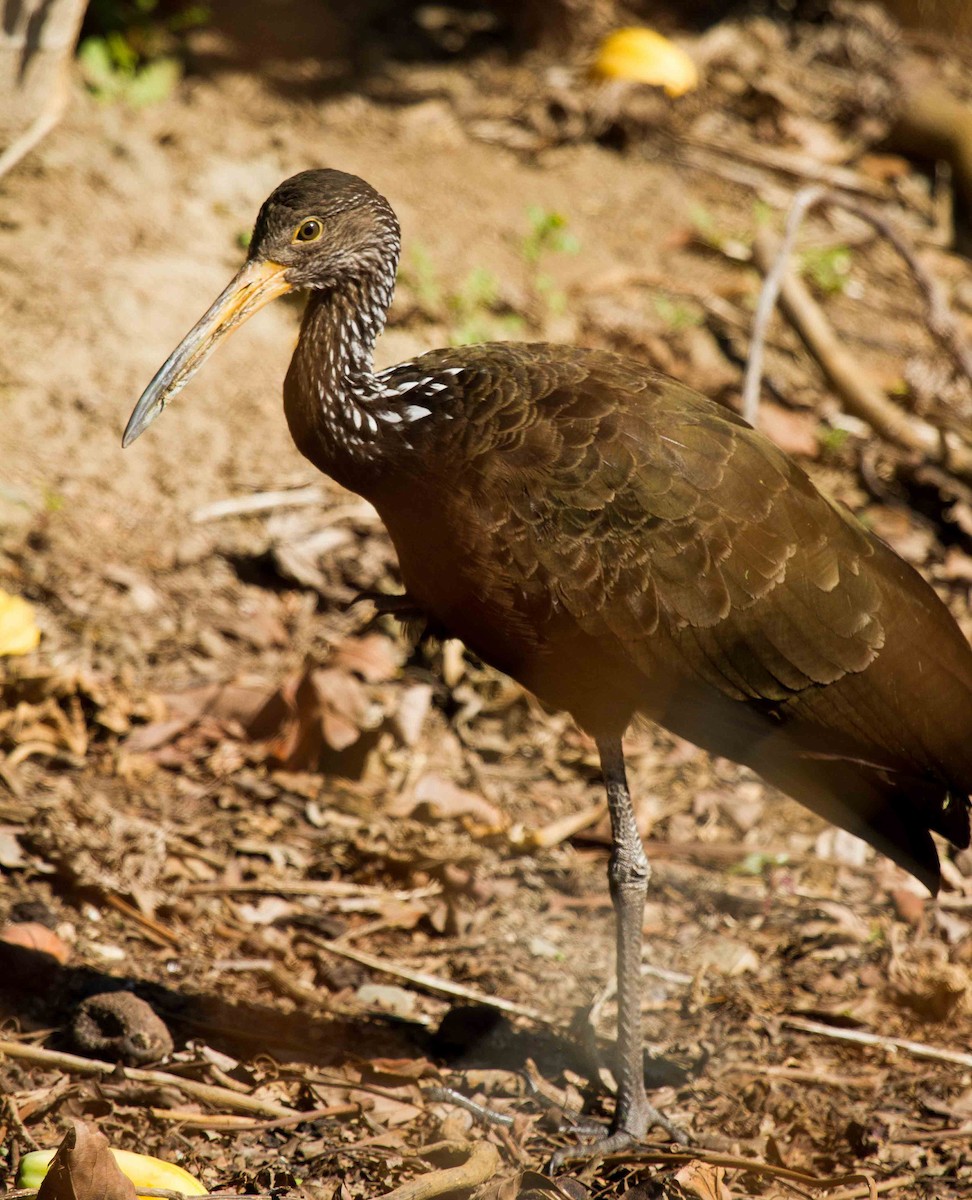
0,940,688,1093
0,936,694,1143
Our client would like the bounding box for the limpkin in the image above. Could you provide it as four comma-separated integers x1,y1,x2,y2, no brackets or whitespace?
125,169,972,1156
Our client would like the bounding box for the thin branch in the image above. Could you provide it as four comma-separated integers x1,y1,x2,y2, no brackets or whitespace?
681,134,890,200
312,937,552,1024
600,1146,881,1197
136,1102,359,1133
0,1039,295,1119
0,73,68,183
742,185,827,424
743,185,972,482
186,880,441,901
751,225,944,457
838,198,972,383
784,1015,972,1068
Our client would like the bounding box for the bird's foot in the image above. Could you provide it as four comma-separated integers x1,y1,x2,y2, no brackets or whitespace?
347,590,425,623
347,590,444,648
548,1098,689,1172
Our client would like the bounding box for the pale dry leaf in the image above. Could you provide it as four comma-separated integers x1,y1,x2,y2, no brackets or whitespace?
673,1160,732,1200
37,1123,137,1200
393,682,434,746
0,830,27,868
269,521,352,592
389,773,502,825
313,667,373,751
236,896,296,926
758,402,819,458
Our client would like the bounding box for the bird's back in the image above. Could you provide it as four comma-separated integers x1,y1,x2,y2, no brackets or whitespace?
369,342,972,890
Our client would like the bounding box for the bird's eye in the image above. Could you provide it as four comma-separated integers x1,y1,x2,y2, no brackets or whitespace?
293,218,323,243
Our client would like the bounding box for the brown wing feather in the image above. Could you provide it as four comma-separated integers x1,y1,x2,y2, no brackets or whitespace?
405,343,972,889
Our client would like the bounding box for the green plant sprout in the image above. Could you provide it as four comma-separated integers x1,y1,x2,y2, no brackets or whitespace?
78,0,210,107
800,244,853,295
652,294,703,332
398,249,523,347
520,206,580,319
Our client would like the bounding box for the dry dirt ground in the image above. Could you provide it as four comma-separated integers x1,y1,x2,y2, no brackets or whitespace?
3,3,972,1198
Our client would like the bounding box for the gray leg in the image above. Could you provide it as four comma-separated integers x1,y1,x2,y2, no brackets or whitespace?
552,737,686,1167
602,735,653,1137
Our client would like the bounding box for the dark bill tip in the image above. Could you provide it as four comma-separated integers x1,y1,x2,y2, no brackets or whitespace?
122,258,292,447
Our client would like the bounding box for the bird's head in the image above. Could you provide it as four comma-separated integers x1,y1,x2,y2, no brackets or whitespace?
123,169,400,447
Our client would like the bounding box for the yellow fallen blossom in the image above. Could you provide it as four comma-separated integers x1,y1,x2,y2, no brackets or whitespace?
593,27,699,96
0,588,40,655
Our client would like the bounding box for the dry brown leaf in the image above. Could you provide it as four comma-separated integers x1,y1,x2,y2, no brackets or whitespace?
248,657,392,769
123,717,192,755
367,1056,433,1081
331,632,403,682
388,773,502,825
517,1171,590,1199
673,1160,732,1200
0,921,70,963
37,1123,137,1200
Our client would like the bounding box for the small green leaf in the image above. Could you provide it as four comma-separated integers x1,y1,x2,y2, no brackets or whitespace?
126,57,181,107
78,37,122,95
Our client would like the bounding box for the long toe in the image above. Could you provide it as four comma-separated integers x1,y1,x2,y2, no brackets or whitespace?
548,1099,690,1171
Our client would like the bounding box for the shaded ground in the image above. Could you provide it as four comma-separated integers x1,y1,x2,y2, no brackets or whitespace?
3,3,972,1197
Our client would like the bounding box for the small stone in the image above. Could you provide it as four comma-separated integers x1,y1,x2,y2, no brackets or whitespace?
73,991,174,1065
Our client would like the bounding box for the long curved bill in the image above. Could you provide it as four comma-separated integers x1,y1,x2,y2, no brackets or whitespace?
122,258,292,448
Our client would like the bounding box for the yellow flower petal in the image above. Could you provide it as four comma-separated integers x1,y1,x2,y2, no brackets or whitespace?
593,27,699,97
0,589,40,656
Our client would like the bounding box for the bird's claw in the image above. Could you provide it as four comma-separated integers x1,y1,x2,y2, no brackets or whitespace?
548,1100,690,1172
346,589,423,620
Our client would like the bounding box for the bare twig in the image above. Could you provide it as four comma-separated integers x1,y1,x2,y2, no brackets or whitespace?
379,1140,502,1200
101,892,181,948
186,880,441,901
744,185,972,482
423,1085,515,1128
836,198,972,384
0,61,73,183
784,1015,972,1068
137,1102,359,1132
0,1039,295,1118
751,224,945,458
191,489,377,524
312,937,552,1024
3,1093,40,1150
681,135,890,200
742,185,827,424
718,1062,884,1090
599,1146,881,1195
517,799,607,849
826,1178,916,1200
